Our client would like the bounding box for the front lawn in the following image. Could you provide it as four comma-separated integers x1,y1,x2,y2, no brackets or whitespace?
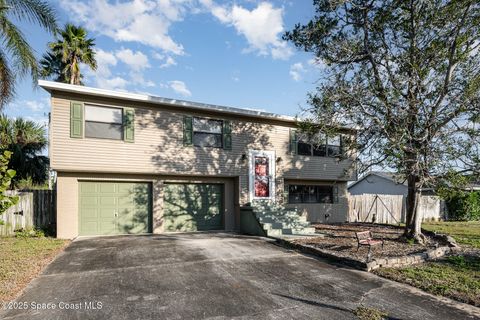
0,237,69,303
375,255,480,306
422,221,480,248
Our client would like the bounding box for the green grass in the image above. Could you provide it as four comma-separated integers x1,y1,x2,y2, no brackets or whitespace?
353,306,388,320
375,255,480,306
422,221,480,248
0,237,69,303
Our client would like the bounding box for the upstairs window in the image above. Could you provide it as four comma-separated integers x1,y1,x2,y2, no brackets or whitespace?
85,105,123,140
193,117,223,148
296,132,342,157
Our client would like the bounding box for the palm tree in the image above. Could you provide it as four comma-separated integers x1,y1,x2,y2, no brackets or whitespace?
39,51,69,83
0,0,57,106
0,115,49,188
47,24,97,85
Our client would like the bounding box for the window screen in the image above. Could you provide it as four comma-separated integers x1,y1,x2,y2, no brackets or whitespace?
193,117,223,148
296,132,342,158
85,105,123,140
288,185,335,204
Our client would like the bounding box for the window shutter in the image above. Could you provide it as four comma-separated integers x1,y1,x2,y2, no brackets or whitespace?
284,183,289,204
223,120,232,150
124,108,135,142
333,186,339,203
289,129,298,155
70,101,83,138
183,115,193,146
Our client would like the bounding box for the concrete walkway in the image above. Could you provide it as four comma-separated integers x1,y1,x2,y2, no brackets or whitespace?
1,233,479,319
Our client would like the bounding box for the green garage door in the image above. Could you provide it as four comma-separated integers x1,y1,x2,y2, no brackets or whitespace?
163,183,223,232
79,182,151,236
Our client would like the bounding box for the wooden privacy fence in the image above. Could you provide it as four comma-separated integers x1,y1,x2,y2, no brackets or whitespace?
348,194,441,224
0,190,56,236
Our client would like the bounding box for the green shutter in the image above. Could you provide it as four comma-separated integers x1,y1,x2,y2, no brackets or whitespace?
223,120,232,150
124,108,135,142
183,115,193,146
289,129,298,155
70,101,83,138
284,183,289,204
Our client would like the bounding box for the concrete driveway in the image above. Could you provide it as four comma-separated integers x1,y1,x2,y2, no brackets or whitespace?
1,233,479,320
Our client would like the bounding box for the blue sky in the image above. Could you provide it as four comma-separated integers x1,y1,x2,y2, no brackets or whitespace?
6,0,323,128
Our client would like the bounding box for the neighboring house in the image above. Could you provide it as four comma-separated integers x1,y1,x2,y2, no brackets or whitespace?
40,80,356,239
348,171,410,196
348,171,480,196
348,171,443,222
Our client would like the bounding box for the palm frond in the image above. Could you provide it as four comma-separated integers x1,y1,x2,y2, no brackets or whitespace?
0,50,14,106
4,0,57,33
0,16,37,78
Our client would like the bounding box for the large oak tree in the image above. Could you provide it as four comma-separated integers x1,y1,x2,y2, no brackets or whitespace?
284,0,480,242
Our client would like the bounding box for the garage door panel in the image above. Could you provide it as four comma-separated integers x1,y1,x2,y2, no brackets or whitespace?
98,221,116,234
80,196,98,207
99,208,115,218
81,208,98,218
163,183,223,232
99,183,116,193
99,196,117,206
80,221,98,235
80,182,97,193
79,182,151,236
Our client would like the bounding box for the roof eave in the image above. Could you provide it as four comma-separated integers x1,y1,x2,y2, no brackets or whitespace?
39,80,298,123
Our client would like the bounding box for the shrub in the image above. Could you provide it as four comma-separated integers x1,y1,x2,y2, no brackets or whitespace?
15,228,45,238
446,191,480,221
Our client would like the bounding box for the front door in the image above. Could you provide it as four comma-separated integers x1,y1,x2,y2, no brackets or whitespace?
248,150,276,202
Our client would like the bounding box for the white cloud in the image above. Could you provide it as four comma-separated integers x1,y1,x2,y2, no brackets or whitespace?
204,1,293,60
90,48,156,90
160,56,177,68
97,76,129,91
308,58,326,69
130,72,156,87
59,0,189,55
24,100,47,112
94,49,117,79
115,48,150,71
153,52,177,68
169,80,191,96
9,97,50,113
289,62,305,81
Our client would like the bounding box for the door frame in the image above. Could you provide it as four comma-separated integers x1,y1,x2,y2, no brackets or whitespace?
78,180,153,236
248,149,276,202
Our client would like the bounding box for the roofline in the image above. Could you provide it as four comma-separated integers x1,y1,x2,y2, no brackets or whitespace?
348,171,402,190
349,171,480,192
39,80,301,123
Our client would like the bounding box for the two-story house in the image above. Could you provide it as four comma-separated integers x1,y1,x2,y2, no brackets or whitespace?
40,80,356,239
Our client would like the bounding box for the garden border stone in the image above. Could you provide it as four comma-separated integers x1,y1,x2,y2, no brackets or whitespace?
275,230,460,272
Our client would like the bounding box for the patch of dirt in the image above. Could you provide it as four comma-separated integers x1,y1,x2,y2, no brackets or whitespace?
292,223,445,262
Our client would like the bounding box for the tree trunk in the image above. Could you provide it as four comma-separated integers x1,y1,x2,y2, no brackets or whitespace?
70,56,77,85
404,173,425,243
405,174,416,228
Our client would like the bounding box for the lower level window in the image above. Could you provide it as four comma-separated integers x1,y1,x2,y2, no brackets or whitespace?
288,185,338,204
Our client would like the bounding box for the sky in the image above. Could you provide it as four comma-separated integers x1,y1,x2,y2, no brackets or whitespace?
5,0,324,128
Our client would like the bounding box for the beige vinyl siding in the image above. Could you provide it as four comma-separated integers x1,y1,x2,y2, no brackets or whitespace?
50,93,355,205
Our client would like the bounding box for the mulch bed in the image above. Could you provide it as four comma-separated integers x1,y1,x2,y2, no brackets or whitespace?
292,223,445,262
